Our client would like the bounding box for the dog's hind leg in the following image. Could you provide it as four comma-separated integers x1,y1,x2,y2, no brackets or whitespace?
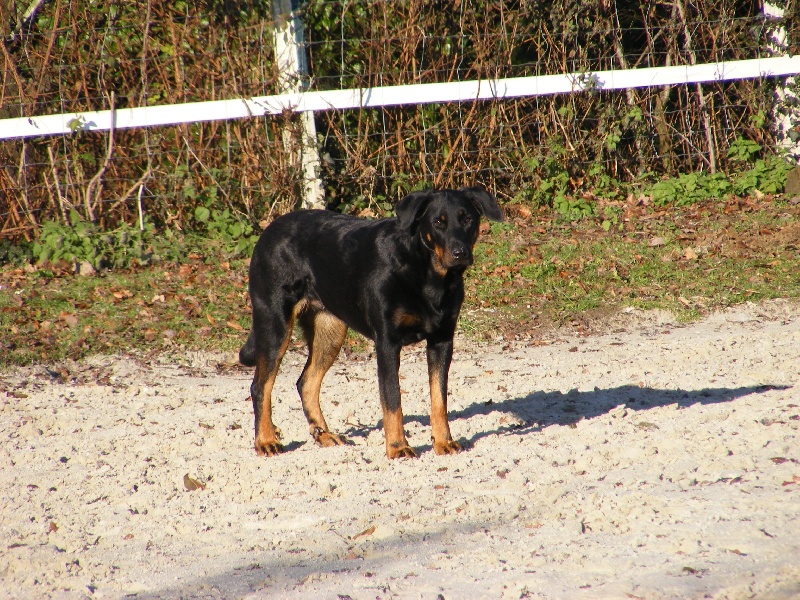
250,305,296,456
296,309,348,447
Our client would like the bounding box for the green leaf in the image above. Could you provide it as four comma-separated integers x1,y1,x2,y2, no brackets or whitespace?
194,206,210,223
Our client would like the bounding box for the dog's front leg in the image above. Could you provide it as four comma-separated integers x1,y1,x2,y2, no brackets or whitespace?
427,338,461,455
376,340,416,459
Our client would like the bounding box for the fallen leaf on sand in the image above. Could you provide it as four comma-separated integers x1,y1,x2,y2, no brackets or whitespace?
352,525,376,539
183,474,206,491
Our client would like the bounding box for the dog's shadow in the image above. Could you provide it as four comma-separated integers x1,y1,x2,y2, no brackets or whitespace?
342,383,788,453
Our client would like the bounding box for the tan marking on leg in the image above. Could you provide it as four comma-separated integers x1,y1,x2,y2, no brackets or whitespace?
253,317,294,456
298,311,348,447
429,360,460,455
382,404,416,459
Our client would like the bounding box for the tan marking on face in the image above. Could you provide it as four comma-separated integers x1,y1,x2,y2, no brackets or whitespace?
431,244,449,276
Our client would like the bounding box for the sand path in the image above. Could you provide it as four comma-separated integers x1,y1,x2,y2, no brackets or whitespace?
2,301,799,599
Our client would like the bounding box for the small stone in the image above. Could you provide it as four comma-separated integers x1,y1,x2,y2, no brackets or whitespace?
784,166,800,196
78,261,95,276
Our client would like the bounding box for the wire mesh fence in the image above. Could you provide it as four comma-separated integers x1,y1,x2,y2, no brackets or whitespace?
1,0,797,240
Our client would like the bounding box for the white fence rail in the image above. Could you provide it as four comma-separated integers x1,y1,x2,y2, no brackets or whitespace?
2,56,799,141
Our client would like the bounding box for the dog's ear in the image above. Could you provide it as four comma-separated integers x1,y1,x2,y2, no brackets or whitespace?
460,186,504,222
395,190,433,230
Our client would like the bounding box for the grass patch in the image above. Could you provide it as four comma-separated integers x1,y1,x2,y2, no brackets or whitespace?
2,195,800,366
1,257,252,365
463,195,800,340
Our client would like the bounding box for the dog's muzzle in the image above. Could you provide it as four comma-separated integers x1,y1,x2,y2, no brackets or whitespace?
448,244,472,267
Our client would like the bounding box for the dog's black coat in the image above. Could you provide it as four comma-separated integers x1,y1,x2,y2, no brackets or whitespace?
240,186,503,458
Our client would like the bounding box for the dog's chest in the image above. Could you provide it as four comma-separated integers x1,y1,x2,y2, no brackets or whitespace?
391,281,461,344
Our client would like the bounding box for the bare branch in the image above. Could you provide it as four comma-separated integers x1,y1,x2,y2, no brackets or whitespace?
7,0,50,44
84,91,115,222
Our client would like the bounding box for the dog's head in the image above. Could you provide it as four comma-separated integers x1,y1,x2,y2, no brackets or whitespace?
396,186,503,273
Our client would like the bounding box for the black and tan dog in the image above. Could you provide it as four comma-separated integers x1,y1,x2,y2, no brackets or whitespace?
239,186,503,459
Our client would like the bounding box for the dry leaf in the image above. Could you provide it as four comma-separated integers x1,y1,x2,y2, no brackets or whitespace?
682,566,699,574
183,473,206,491
226,320,244,331
206,314,216,325
60,313,79,327
352,525,376,539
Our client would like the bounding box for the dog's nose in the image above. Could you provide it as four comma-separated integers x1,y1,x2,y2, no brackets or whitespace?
451,245,469,260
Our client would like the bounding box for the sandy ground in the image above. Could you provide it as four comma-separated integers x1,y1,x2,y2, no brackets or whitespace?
2,300,800,599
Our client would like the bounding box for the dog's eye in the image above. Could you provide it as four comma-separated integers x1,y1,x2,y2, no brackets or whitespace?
462,215,473,228
433,217,446,229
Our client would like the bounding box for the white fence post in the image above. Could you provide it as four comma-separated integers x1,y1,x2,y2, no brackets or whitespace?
271,0,326,209
764,2,800,160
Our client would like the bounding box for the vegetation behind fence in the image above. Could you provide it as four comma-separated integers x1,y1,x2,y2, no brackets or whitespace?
0,0,797,243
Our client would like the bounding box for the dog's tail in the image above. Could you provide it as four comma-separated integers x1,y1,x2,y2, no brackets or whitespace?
238,330,256,367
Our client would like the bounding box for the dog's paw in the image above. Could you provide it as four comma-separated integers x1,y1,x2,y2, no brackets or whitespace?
254,440,284,457
314,431,349,447
387,443,417,459
433,439,462,455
